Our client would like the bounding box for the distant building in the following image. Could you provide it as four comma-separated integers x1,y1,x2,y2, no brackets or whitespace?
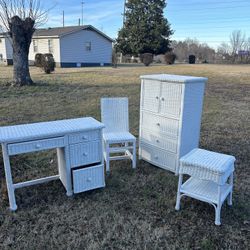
0,25,114,67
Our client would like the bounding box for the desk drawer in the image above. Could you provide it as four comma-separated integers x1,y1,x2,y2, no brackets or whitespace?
69,130,100,144
72,164,105,193
8,137,66,155
69,141,101,167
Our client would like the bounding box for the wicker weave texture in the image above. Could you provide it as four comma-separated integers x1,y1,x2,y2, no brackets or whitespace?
139,74,207,174
181,177,232,204
140,129,177,153
140,143,176,172
72,164,105,193
180,148,235,184
101,97,129,133
69,140,101,167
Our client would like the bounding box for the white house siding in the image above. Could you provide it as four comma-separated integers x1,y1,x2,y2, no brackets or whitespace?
60,29,112,67
0,38,13,65
29,38,60,64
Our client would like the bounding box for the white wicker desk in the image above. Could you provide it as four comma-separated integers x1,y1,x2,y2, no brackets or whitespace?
0,117,105,211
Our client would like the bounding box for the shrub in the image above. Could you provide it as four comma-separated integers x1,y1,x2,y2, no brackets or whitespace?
164,52,177,65
35,53,43,67
140,53,153,66
41,53,55,74
189,55,196,64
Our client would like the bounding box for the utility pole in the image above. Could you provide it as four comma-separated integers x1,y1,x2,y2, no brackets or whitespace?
81,1,84,26
62,11,65,27
123,0,127,27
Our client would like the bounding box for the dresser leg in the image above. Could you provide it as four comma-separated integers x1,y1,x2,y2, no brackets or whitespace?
2,144,17,211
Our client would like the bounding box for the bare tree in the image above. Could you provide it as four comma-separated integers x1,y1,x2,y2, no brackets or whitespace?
230,30,245,62
0,0,48,86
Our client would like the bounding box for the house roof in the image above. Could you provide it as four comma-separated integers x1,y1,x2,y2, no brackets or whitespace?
0,25,114,42
33,25,114,42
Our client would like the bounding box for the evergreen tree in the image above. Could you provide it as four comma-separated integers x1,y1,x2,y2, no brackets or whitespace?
116,0,173,55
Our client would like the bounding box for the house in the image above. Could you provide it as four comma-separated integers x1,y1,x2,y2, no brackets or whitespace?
0,34,12,65
0,25,114,67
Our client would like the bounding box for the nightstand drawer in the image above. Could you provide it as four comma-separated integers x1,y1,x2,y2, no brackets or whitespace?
8,137,66,155
72,164,105,193
69,130,100,144
69,141,101,167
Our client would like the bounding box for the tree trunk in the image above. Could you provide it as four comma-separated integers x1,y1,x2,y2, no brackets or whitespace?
9,16,35,86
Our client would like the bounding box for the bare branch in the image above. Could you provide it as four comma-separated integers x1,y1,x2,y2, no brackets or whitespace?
0,0,50,31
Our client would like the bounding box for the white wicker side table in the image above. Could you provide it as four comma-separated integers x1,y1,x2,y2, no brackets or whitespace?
175,148,236,225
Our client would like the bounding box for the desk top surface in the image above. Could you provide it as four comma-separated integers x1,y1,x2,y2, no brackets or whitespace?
0,117,104,144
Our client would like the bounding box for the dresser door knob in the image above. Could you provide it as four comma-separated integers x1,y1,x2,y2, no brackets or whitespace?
154,155,158,160
87,177,92,182
83,152,88,156
82,136,87,140
156,96,159,100
156,139,160,143
156,123,160,126
161,97,165,101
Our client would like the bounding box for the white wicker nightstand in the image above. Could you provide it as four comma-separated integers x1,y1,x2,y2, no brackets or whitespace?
175,148,236,225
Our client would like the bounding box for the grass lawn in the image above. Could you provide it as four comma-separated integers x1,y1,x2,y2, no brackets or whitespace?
0,64,249,249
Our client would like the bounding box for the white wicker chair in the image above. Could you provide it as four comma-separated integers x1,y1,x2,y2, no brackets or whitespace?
101,97,136,173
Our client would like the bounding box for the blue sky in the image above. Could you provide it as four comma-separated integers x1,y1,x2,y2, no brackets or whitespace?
44,0,250,49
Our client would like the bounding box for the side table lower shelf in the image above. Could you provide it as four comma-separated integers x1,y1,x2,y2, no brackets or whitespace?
180,177,232,204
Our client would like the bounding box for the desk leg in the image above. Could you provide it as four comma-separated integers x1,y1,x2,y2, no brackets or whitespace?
64,146,73,196
2,144,17,211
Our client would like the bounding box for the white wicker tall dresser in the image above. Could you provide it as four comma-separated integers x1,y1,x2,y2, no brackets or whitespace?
139,74,207,174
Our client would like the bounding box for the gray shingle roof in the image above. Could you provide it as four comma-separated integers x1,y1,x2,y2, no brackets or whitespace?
33,25,114,42
0,25,114,42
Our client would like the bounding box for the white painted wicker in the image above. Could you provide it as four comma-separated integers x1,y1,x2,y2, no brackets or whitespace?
139,74,207,174
175,148,235,225
179,148,235,185
0,117,105,210
101,97,136,172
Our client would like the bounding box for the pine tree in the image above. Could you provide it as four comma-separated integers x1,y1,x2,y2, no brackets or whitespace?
116,0,173,55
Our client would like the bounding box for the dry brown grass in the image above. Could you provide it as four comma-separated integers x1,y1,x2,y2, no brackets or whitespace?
0,64,249,249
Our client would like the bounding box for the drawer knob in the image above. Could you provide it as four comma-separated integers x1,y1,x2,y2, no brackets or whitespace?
87,177,92,182
35,144,41,148
156,96,159,100
154,155,158,160
161,97,165,101
83,152,88,156
156,123,160,126
156,139,160,143
82,136,87,140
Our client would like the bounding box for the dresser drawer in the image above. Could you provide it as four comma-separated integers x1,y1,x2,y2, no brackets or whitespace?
8,137,66,155
69,141,101,167
69,130,100,144
140,143,177,172
141,112,179,137
72,164,105,193
140,129,178,153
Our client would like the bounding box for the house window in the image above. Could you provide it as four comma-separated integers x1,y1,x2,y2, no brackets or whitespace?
85,42,91,51
48,39,53,53
33,39,38,53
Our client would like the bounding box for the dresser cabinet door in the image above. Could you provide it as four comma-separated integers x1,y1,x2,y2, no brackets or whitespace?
141,80,161,113
159,82,182,117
